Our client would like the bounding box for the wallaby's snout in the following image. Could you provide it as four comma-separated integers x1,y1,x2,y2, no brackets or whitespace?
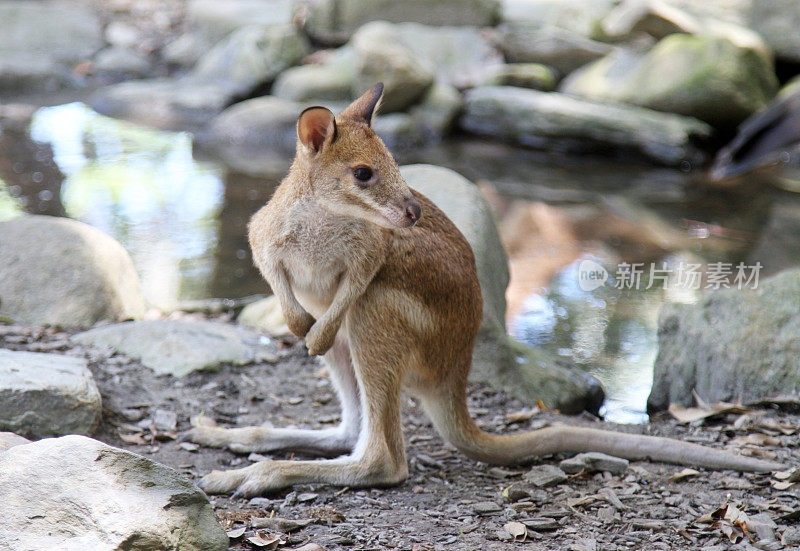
401,196,421,227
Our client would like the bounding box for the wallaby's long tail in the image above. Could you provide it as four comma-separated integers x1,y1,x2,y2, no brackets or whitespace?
419,389,785,472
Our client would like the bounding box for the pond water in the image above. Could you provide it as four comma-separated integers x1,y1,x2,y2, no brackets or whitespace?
2,102,798,423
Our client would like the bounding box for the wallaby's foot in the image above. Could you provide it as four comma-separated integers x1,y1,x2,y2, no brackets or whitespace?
184,425,357,456
304,321,337,356
199,456,408,497
286,309,315,338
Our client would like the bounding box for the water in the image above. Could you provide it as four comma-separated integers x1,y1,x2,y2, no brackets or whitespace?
2,102,798,422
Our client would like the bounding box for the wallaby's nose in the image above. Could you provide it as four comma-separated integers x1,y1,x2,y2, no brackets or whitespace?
405,199,421,225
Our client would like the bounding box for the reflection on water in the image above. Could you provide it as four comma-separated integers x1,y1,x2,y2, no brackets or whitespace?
3,102,800,421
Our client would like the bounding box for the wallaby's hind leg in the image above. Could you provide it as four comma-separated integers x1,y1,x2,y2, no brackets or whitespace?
199,310,409,496
186,334,361,456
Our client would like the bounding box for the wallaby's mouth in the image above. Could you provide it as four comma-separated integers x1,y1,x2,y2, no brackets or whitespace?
382,197,421,228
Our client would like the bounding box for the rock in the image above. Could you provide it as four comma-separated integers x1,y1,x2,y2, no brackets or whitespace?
501,0,618,37
0,432,30,452
151,409,178,432
559,452,629,474
92,23,307,130
481,63,556,91
373,113,429,151
93,47,151,78
402,164,601,412
192,24,310,97
0,0,102,93
407,80,463,138
89,77,234,131
72,320,264,377
239,295,292,335
498,24,615,76
196,95,300,175
601,0,703,40
648,269,800,411
522,517,560,531
163,33,205,68
0,435,228,551
272,48,358,103
524,464,568,487
461,86,711,166
0,350,101,438
560,35,779,128
747,204,800,277
784,527,800,546
300,0,501,45
0,215,145,327
666,0,800,63
472,501,504,515
188,0,295,46
392,23,504,89
351,22,434,113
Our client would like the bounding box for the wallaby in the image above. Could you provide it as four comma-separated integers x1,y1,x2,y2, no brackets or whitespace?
188,83,784,497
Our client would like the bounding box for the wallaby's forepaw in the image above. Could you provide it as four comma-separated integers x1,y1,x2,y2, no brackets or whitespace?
286,310,316,338
183,426,232,449
304,322,335,356
199,463,287,497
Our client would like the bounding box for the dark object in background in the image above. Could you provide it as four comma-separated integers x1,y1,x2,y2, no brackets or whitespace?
710,88,800,182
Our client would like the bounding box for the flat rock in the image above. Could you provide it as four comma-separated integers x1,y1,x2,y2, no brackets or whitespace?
524,464,568,487
0,432,30,452
461,86,711,166
72,320,264,377
0,435,228,551
0,350,101,438
559,452,629,474
0,215,145,328
472,501,504,515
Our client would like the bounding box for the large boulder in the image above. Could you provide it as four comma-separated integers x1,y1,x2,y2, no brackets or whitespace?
560,35,779,128
481,63,557,91
665,0,800,63
401,164,601,412
0,0,102,93
92,24,308,130
299,0,501,45
0,215,145,327
0,435,228,551
272,47,359,103
498,24,615,76
648,269,800,411
188,0,295,46
351,22,435,113
72,320,269,377
500,0,618,36
460,86,712,166
0,350,101,439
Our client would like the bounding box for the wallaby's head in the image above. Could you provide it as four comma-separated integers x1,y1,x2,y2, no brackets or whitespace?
294,83,421,229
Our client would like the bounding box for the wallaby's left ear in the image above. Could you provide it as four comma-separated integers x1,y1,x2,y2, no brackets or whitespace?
297,106,337,154
340,82,383,126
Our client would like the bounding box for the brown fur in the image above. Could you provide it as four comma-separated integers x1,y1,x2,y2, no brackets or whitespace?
188,84,784,497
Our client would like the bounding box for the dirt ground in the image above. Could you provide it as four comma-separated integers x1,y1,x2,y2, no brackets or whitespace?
2,318,800,551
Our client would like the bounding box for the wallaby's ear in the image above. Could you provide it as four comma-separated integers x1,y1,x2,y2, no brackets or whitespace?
297,106,337,154
340,82,384,126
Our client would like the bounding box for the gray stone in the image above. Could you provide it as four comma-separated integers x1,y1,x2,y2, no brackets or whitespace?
559,452,629,474
499,24,615,76
72,320,264,377
783,527,800,546
351,22,434,113
0,0,102,92
0,350,101,439
93,47,151,78
461,86,711,166
408,80,463,138
300,0,501,45
500,0,618,37
522,517,560,531
472,501,504,514
748,204,800,277
272,47,358,103
524,464,568,487
151,409,178,432
188,0,294,46
560,35,778,128
402,164,600,412
601,0,703,40
0,432,30,453
192,24,310,97
648,269,800,411
197,95,300,175
0,435,228,551
0,215,145,328
238,295,291,335
373,113,429,151
481,63,557,91
392,23,504,89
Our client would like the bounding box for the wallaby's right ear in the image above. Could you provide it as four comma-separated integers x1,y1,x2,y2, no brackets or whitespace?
297,106,337,154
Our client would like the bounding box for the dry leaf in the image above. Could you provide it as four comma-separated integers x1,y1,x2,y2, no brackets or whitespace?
226,527,246,539
756,418,796,435
729,433,780,447
290,545,327,551
118,432,146,445
772,480,795,490
246,531,285,548
668,401,752,424
504,521,527,542
774,468,800,482
250,517,311,532
668,468,701,482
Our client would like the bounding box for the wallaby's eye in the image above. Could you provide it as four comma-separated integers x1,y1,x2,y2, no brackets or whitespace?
353,166,373,182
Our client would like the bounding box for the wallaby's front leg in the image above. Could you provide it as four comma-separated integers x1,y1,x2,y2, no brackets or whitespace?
266,261,315,337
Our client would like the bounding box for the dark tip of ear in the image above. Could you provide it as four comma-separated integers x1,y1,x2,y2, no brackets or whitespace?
340,82,384,126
